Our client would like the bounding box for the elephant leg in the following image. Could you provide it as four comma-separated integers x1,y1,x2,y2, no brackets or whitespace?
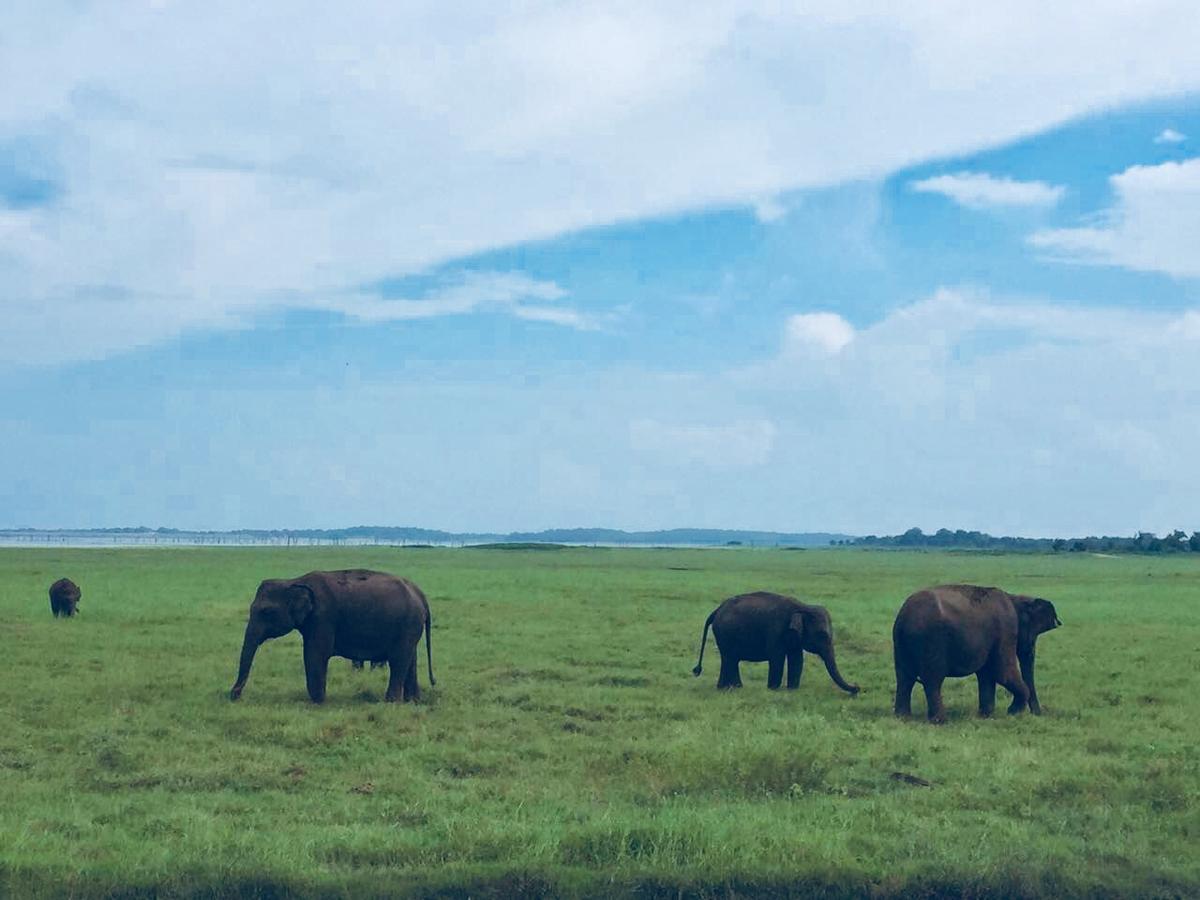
1003,680,1030,715
977,673,997,717
999,654,1029,715
302,641,329,704
386,645,416,702
717,656,742,690
785,650,804,689
1020,655,1041,715
922,676,946,724
403,657,419,701
385,668,403,702
767,655,784,690
894,661,916,717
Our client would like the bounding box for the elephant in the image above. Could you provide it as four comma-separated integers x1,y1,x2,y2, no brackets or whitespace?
49,578,81,618
229,569,434,704
892,584,1061,723
350,659,386,671
692,591,860,694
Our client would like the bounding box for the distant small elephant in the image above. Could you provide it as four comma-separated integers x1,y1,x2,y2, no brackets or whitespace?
892,584,1061,723
351,659,386,671
693,591,860,694
230,569,434,704
49,578,81,618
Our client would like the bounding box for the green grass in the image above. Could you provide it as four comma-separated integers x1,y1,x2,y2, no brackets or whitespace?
1,547,1197,898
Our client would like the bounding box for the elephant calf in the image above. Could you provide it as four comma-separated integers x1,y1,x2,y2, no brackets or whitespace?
49,577,81,617
693,591,860,694
230,569,434,704
892,584,1061,723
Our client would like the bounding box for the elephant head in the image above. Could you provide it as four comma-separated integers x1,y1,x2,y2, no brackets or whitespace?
788,605,860,694
229,579,315,700
58,589,80,617
1016,596,1062,646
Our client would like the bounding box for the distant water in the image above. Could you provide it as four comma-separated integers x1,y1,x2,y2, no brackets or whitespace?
0,533,755,549
0,533,459,548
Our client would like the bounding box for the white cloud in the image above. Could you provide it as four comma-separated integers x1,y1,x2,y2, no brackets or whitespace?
628,418,777,469
510,305,602,330
315,272,571,323
0,271,590,365
730,286,1200,535
7,285,1200,535
752,196,787,223
783,312,856,356
1154,128,1187,144
909,171,1066,209
1029,158,1200,278
3,2,1200,362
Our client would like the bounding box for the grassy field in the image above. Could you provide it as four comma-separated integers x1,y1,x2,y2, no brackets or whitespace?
1,547,1197,898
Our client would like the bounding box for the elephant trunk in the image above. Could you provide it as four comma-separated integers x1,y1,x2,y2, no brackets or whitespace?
230,624,261,700
819,646,860,695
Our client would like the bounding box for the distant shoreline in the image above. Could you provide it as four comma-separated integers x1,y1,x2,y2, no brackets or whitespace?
0,527,850,550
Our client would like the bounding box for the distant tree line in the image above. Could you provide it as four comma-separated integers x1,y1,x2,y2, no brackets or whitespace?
838,527,1200,554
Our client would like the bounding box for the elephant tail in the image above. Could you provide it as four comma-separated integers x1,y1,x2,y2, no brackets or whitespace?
424,599,436,687
692,610,716,676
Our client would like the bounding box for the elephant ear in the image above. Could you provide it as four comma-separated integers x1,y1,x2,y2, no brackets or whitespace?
285,583,315,626
1031,597,1061,630
788,612,806,641
1015,596,1054,635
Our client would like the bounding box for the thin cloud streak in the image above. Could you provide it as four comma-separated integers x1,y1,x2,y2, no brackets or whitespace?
909,171,1066,209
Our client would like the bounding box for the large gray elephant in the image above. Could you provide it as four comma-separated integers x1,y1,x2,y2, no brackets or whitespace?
49,578,81,618
229,569,434,704
693,591,860,694
892,584,1061,723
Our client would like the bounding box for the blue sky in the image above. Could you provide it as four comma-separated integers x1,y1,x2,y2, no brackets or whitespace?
3,4,1200,535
